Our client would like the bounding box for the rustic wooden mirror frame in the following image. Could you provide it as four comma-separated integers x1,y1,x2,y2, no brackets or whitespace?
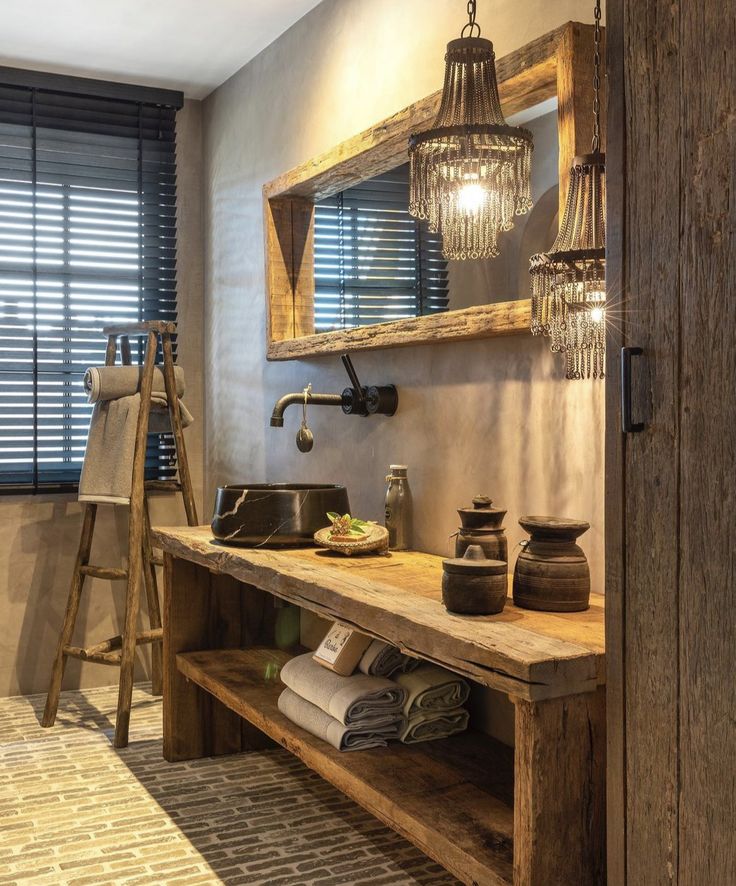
263,22,603,361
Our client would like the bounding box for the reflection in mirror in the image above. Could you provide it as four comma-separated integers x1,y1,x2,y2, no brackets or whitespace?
313,165,449,332
312,103,558,332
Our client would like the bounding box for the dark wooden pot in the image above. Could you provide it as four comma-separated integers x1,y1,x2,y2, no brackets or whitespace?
513,516,591,612
442,545,507,615
455,495,508,563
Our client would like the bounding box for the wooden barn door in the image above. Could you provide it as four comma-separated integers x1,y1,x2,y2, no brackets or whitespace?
605,0,735,883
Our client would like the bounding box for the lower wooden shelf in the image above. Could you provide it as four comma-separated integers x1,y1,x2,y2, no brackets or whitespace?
177,647,516,886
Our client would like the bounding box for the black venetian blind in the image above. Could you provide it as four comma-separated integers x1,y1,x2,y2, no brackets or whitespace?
314,164,449,331
0,70,182,492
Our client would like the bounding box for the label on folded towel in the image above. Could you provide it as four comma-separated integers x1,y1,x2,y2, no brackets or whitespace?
313,623,373,677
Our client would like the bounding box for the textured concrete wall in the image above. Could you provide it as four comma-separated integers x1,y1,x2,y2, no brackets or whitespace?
0,99,205,697
202,0,605,743
202,0,604,571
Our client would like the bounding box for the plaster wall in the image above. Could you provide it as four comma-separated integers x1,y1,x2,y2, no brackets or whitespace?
203,0,605,744
202,0,604,581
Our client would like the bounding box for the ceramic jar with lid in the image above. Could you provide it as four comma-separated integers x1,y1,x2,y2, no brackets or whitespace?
513,516,591,612
442,545,507,615
455,495,508,563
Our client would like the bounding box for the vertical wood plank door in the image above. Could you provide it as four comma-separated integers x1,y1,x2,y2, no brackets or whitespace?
606,1,736,883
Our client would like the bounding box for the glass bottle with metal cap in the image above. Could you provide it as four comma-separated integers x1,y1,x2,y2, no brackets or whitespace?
384,465,412,551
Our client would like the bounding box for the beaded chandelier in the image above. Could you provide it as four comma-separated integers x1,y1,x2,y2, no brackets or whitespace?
408,0,533,260
529,0,606,379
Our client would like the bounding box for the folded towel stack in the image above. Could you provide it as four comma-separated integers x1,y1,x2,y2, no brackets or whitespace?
394,664,471,744
277,652,407,752
79,365,194,505
357,639,421,677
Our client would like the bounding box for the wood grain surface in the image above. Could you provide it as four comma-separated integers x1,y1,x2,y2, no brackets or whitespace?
154,526,605,702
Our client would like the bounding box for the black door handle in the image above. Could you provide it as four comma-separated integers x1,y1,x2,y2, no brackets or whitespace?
621,346,645,433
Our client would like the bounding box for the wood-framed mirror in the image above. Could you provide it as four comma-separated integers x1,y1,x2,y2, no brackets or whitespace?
263,21,605,361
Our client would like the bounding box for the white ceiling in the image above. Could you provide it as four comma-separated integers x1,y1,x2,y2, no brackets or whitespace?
0,0,324,100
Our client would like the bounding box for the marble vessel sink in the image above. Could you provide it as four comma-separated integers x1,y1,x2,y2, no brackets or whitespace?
211,483,350,547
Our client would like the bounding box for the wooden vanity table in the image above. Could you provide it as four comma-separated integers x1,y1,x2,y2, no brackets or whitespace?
154,526,605,886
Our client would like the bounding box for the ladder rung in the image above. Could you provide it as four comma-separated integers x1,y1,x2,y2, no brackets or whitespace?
103,321,176,336
63,645,122,666
145,479,181,492
149,556,164,567
80,565,128,581
64,629,163,665
84,629,163,656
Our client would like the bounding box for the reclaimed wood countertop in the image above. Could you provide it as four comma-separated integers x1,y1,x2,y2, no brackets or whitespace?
153,525,605,701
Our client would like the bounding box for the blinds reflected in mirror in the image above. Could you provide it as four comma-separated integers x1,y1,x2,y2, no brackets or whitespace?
0,80,179,491
314,164,448,331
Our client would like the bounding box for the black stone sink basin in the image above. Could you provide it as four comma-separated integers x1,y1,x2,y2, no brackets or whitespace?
211,483,350,547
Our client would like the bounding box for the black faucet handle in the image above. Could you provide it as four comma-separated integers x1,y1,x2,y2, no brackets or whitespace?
341,354,367,412
341,354,362,391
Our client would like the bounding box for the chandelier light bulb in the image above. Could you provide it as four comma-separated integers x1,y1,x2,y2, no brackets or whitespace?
458,182,486,214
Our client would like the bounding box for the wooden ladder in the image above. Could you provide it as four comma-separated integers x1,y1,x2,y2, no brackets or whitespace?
42,321,198,748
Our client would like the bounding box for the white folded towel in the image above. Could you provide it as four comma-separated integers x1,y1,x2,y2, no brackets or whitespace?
278,688,403,752
280,652,407,727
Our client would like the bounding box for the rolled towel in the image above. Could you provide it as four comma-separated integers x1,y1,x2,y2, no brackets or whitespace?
395,664,470,716
358,640,420,677
84,365,185,403
278,688,403,752
280,652,407,727
400,708,470,745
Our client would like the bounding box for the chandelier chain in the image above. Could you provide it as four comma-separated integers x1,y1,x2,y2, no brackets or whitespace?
461,0,481,38
592,0,602,152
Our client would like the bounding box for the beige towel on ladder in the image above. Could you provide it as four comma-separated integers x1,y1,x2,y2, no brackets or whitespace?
79,395,142,505
78,365,193,505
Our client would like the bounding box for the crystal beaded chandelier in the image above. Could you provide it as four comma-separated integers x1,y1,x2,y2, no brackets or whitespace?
408,0,533,260
529,0,606,379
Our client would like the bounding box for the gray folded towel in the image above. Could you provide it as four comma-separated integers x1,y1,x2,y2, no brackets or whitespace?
278,688,404,752
84,365,193,432
280,652,407,726
394,664,470,716
79,395,141,505
78,365,193,505
84,366,185,402
358,640,420,677
400,708,470,745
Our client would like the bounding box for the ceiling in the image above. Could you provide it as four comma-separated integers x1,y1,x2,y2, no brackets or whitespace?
0,0,324,100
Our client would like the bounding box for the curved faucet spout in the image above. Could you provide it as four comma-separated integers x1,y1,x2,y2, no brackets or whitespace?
270,392,345,427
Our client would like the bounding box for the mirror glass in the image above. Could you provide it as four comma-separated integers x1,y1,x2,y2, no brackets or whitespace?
312,102,558,333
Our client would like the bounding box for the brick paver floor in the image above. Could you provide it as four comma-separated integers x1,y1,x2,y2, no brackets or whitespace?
0,683,458,885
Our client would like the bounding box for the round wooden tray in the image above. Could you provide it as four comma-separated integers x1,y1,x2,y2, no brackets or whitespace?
313,523,389,556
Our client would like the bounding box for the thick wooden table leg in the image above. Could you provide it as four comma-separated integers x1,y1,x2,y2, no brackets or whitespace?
512,687,606,886
163,554,276,761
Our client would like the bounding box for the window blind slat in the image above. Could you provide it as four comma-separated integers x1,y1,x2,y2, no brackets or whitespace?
0,76,179,492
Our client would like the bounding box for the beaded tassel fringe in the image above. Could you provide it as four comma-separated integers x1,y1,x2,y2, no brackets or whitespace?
529,155,606,379
409,37,533,261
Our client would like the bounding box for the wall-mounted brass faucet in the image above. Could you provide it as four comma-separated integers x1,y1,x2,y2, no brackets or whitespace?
270,354,398,451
